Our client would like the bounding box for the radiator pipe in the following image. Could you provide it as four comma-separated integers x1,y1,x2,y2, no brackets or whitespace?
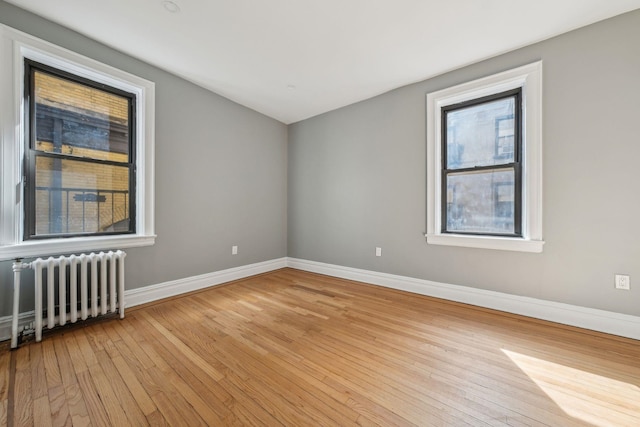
11,259,26,349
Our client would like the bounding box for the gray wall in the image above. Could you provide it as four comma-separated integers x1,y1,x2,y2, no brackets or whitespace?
2,1,639,321
288,9,640,317
0,1,288,316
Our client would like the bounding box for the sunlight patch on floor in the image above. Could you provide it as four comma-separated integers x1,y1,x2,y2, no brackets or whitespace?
502,349,640,426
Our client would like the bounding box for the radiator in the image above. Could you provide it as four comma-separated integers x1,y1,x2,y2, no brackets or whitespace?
11,250,126,349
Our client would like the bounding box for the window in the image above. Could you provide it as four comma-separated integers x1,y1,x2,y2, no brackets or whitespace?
25,61,136,239
0,24,155,260
442,89,521,236
426,62,543,252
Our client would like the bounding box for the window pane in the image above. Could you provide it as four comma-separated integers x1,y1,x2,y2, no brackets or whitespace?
446,97,515,169
446,169,515,234
34,156,131,236
33,71,130,162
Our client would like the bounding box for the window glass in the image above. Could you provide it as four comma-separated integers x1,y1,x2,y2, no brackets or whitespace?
446,97,515,169
34,157,131,235
446,169,515,234
33,70,131,161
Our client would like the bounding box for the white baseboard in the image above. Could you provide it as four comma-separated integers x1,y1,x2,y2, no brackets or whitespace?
0,257,287,342
286,257,640,341
3,256,638,342
125,257,287,308
0,310,34,344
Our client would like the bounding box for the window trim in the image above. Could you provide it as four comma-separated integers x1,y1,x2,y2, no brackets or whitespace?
0,24,155,260
426,62,543,253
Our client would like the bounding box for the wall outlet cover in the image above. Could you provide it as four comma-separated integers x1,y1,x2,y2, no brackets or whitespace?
614,274,630,290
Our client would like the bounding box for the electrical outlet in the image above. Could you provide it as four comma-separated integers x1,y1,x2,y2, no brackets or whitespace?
614,274,630,290
232,245,238,255
375,247,382,257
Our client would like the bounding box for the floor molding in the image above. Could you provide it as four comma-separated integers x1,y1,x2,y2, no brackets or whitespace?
125,257,288,308
286,257,640,341
3,256,638,342
0,311,35,344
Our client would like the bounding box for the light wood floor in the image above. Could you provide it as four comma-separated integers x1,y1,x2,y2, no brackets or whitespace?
1,268,639,426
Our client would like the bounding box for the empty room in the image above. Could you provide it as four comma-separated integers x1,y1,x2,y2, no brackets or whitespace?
1,0,639,425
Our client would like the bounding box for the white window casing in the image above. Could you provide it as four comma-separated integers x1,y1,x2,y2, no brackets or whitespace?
0,24,155,260
426,62,544,252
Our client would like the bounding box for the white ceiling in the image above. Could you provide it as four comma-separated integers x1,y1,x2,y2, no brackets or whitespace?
6,0,640,124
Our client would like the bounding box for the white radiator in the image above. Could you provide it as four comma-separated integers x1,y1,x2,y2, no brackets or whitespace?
11,250,126,349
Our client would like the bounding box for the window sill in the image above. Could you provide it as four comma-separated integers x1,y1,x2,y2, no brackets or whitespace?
0,234,156,261
425,233,544,253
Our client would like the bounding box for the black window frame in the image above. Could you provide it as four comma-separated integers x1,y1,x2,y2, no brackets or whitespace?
440,88,522,237
23,59,137,240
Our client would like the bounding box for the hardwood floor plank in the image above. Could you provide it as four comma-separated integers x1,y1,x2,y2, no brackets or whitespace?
94,350,149,426
110,355,157,417
62,335,87,376
111,321,155,370
4,268,639,426
120,329,225,425
40,341,62,391
109,314,220,425
62,383,90,427
135,331,237,422
324,320,559,425
71,329,141,425
41,341,72,427
0,351,8,427
52,339,76,390
32,395,53,427
0,350,9,403
167,296,360,425
263,351,413,426
45,385,71,427
299,336,479,426
218,336,356,426
310,333,526,425
73,333,99,369
111,344,165,399
28,344,47,401
145,370,207,427
137,312,280,424
137,310,224,381
144,409,168,426
14,347,33,427
50,339,90,427
0,400,6,427
152,367,224,425
216,376,284,427
74,369,110,426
